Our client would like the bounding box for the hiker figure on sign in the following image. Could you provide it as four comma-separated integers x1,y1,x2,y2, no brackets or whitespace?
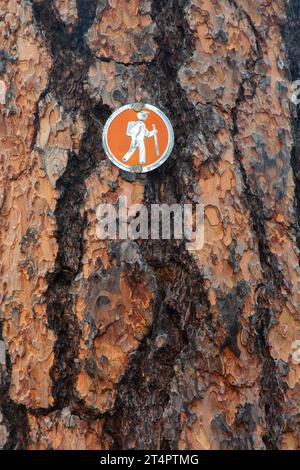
122,111,159,165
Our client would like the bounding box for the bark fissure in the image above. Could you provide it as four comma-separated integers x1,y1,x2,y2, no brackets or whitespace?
31,0,111,411
103,0,214,450
231,16,285,450
283,1,300,258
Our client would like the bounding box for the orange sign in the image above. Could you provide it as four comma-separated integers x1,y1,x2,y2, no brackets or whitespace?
102,103,174,173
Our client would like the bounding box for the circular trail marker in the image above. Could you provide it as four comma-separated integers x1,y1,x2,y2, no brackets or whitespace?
102,103,174,173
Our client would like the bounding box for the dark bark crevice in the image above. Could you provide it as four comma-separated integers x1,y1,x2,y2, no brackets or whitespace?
103,0,215,450
230,12,286,449
30,0,111,411
282,0,300,257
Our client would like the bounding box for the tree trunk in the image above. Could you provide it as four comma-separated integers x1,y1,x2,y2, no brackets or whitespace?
1,0,300,451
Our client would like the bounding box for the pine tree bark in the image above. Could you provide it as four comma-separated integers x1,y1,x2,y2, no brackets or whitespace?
1,0,300,450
